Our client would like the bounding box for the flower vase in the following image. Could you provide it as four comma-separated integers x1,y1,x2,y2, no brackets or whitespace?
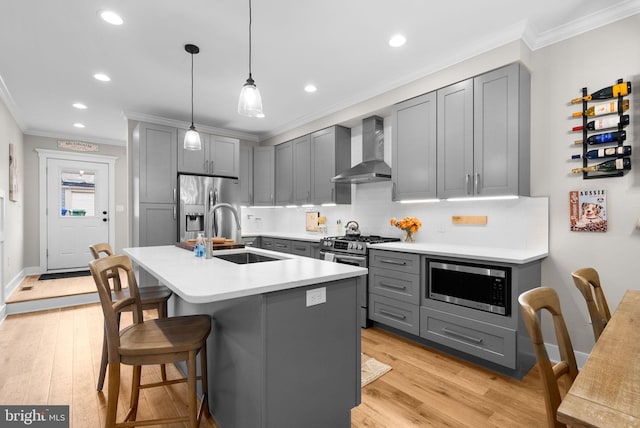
403,230,415,243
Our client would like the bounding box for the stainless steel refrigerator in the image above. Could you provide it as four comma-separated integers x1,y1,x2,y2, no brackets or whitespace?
178,174,241,242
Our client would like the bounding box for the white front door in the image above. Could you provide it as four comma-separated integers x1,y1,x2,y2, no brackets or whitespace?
46,158,110,271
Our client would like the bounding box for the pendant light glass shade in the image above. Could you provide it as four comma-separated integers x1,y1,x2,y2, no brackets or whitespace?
184,125,202,150
238,0,263,117
238,75,263,117
184,44,201,150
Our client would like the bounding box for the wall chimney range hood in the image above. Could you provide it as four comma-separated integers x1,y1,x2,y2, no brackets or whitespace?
331,116,391,184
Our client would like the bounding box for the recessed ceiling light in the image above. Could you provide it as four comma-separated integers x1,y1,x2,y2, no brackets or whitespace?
100,10,123,26
389,34,406,47
72,103,87,109
73,123,85,128
93,73,111,82
304,84,317,93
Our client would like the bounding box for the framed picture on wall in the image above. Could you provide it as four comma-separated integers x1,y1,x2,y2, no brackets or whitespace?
9,143,18,201
570,189,607,232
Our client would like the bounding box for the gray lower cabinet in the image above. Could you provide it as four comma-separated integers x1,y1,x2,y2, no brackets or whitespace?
253,146,275,206
368,250,420,335
392,92,437,201
290,240,312,257
177,130,240,178
260,237,319,259
239,144,253,206
310,126,351,205
275,141,293,205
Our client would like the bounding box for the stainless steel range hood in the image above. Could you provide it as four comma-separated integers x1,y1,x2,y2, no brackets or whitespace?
331,116,391,183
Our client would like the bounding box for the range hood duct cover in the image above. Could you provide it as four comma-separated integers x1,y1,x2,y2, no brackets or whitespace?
331,116,391,184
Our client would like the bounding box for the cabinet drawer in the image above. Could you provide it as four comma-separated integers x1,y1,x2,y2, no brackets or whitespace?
369,267,420,304
290,241,312,257
272,239,291,253
369,250,420,275
419,306,516,369
369,294,419,335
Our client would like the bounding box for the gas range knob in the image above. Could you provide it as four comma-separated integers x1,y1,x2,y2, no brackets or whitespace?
357,243,364,250
348,242,355,250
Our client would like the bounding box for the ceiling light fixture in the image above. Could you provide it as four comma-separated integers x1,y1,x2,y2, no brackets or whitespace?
238,0,263,117
72,102,87,109
100,10,123,26
73,123,85,128
304,84,317,93
184,44,202,151
93,73,111,82
389,34,406,47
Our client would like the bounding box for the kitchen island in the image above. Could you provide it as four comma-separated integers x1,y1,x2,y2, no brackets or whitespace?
124,245,367,428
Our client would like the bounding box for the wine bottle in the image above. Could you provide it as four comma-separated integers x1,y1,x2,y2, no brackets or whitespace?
571,82,632,104
571,157,631,173
572,115,629,132
571,145,632,160
571,99,629,117
574,131,626,145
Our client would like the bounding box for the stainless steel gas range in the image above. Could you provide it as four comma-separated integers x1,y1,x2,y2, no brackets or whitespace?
319,235,400,327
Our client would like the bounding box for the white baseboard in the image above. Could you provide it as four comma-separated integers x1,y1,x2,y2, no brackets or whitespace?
6,292,100,316
4,269,26,304
544,343,590,370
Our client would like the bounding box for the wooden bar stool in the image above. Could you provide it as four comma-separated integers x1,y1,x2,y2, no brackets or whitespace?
519,288,578,428
571,267,611,341
90,243,173,391
90,254,211,428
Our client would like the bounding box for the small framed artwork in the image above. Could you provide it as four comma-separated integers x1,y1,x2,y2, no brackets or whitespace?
9,143,18,201
570,189,607,232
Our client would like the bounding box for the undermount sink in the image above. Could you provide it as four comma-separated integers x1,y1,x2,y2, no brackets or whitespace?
213,252,282,264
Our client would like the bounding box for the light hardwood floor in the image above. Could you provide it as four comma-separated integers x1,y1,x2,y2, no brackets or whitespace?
0,286,547,427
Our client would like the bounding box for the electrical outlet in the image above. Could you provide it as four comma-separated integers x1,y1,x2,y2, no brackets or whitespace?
306,287,326,307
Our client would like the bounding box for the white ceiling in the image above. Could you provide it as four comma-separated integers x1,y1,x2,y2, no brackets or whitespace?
1,0,638,145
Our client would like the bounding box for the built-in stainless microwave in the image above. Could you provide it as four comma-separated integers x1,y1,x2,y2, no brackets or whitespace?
428,260,511,316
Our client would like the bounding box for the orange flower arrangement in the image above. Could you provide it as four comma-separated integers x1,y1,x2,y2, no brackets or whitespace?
390,216,422,233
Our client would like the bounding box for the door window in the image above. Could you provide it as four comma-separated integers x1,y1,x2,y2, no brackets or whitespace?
60,169,95,217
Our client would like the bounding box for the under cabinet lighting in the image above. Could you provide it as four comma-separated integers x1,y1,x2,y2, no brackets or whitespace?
399,199,440,204
321,203,336,207
446,195,519,202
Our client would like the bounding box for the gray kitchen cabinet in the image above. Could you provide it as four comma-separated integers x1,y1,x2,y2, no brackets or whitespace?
310,126,351,205
437,79,474,198
177,129,240,178
391,92,437,201
135,122,177,204
472,62,530,197
368,250,421,335
239,144,253,206
253,146,275,206
290,240,312,257
260,236,319,259
292,135,312,205
275,141,293,205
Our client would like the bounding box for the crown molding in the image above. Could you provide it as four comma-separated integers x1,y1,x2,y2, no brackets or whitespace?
123,110,260,142
24,129,125,147
525,0,640,50
0,74,26,131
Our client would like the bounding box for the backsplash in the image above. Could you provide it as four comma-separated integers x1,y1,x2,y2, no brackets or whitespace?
242,181,548,253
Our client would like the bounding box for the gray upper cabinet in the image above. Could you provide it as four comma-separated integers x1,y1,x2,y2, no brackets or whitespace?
292,135,312,205
310,126,351,205
473,63,530,197
437,79,474,198
239,144,253,206
177,129,240,178
135,122,177,204
253,146,275,206
392,92,437,201
275,141,293,205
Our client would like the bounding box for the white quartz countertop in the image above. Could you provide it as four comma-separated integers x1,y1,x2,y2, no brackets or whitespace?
368,242,548,264
242,232,324,242
124,245,367,304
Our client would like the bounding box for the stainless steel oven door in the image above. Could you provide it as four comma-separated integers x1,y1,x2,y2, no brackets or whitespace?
323,252,366,267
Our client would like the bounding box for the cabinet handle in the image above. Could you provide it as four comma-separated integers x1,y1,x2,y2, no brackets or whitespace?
271,193,274,204
210,161,214,174
379,259,407,266
173,188,177,203
331,188,335,203
442,327,483,344
474,173,480,194
275,244,287,248
379,281,406,290
294,246,306,251
173,205,176,220
204,160,208,172
379,309,407,320
392,182,397,200
465,174,471,195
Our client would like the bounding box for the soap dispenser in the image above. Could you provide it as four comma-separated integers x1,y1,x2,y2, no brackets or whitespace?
194,233,205,257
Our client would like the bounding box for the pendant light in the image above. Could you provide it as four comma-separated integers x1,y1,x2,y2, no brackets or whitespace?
238,0,263,117
184,43,202,150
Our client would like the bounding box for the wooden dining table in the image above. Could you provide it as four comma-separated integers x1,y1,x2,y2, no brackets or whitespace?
557,289,640,427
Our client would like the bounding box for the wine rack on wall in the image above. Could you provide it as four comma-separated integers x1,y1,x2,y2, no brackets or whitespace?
572,78,631,179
